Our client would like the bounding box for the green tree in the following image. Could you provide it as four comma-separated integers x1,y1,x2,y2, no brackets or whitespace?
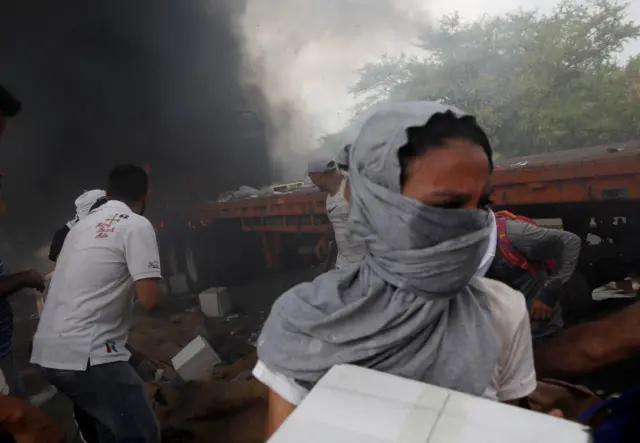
350,0,640,157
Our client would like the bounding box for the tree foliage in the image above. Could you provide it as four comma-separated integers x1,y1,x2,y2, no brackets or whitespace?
348,0,640,157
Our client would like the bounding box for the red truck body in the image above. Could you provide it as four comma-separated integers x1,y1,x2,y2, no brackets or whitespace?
158,141,640,293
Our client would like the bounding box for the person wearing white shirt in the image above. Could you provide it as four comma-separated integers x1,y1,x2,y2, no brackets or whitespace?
307,152,366,270
31,164,163,443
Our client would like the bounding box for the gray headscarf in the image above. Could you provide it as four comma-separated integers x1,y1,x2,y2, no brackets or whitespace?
258,101,499,396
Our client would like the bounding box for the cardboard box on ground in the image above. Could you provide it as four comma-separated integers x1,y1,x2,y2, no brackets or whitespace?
128,313,267,443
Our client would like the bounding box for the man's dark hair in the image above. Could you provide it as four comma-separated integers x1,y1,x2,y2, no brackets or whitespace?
398,110,493,186
0,84,21,117
107,164,148,203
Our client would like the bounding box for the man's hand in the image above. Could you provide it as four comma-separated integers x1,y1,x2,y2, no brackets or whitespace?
0,395,66,443
22,270,45,292
315,237,328,261
530,299,554,322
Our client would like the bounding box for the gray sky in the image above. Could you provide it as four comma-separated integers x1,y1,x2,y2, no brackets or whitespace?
240,0,640,164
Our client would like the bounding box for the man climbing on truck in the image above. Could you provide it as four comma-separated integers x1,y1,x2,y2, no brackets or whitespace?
486,211,582,347
307,152,365,270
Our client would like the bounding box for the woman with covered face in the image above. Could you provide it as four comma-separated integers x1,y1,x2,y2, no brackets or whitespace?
253,102,536,437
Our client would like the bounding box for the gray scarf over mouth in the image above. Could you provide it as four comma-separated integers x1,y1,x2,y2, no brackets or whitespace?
257,101,499,396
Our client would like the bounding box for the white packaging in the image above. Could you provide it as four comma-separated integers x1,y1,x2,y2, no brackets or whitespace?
198,287,232,318
269,365,592,443
171,335,221,381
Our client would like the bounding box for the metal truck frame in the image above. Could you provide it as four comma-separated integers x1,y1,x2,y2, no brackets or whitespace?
157,140,640,297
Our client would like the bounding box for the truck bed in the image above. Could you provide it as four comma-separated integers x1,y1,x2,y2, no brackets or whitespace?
495,141,640,168
492,140,640,205
190,141,640,232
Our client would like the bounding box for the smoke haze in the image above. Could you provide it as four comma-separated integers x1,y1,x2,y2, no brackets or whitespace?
0,0,272,261
241,0,433,178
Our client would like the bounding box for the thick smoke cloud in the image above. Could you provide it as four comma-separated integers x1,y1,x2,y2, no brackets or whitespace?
241,0,433,178
0,0,271,261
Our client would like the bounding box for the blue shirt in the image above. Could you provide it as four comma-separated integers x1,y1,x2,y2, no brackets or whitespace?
0,257,12,358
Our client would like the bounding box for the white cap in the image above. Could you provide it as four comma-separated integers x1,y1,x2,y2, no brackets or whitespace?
75,189,106,220
307,151,337,174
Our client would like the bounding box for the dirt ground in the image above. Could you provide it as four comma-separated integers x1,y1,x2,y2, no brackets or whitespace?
9,263,640,442
11,265,323,443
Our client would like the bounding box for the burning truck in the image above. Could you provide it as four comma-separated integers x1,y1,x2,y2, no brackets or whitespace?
154,140,640,315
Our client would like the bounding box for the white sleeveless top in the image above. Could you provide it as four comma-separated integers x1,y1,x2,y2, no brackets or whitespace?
326,178,366,269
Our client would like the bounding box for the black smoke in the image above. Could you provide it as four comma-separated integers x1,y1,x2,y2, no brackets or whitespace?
0,0,272,262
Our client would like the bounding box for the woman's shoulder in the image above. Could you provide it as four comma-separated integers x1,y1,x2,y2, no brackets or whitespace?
473,277,527,318
474,278,536,402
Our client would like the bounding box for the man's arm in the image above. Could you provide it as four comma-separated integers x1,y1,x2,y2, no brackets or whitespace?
509,222,582,307
124,221,163,311
48,224,70,262
266,388,296,440
134,279,162,311
534,301,640,378
344,178,351,203
0,271,44,300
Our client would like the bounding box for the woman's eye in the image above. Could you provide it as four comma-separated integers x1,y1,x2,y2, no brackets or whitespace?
433,201,465,210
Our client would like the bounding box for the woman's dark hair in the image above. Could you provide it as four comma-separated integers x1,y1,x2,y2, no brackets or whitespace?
107,164,148,203
398,111,493,186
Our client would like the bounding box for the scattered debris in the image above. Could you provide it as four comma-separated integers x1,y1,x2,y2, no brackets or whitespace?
128,312,264,442
128,313,211,380
171,336,222,382
593,278,640,301
199,287,233,318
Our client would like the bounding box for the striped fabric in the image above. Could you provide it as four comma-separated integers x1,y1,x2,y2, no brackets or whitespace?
0,258,12,359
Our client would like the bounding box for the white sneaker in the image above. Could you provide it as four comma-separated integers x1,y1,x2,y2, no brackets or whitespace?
28,384,58,406
73,414,89,443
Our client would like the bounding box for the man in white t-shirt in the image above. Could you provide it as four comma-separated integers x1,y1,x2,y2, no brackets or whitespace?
31,164,163,443
308,153,366,270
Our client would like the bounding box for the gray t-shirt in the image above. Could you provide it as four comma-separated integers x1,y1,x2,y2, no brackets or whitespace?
487,220,581,339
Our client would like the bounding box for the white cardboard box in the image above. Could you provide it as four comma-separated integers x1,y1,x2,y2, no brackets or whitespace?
171,335,221,381
269,365,592,443
198,287,232,317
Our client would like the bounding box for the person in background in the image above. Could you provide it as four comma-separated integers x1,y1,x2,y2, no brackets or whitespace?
31,164,163,443
49,190,107,443
255,102,537,438
0,83,46,398
48,189,107,262
486,215,581,347
308,151,366,270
